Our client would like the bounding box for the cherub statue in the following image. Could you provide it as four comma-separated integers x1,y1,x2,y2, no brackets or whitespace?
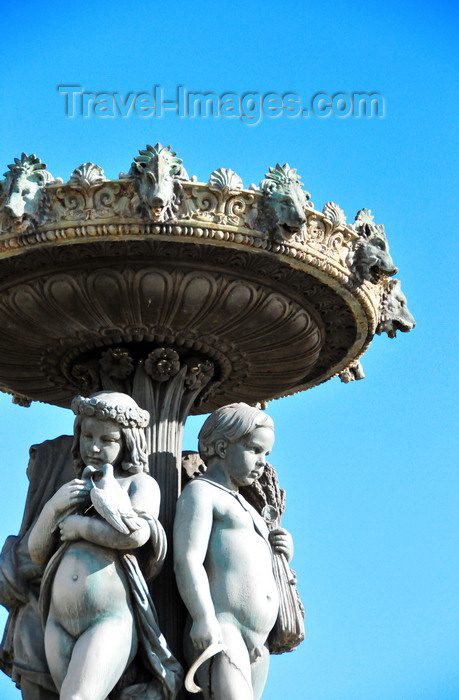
28,391,182,700
173,402,294,700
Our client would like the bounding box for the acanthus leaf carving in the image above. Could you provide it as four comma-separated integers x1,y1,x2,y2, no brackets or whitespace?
304,207,356,268
322,201,346,231
44,180,123,223
184,358,214,391
182,178,255,228
183,185,219,221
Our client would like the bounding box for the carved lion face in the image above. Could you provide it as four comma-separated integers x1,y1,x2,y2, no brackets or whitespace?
268,186,307,237
354,231,398,283
377,280,415,337
1,170,46,230
138,164,176,221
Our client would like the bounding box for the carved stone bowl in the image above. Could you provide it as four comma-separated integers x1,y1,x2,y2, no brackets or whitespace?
0,149,410,411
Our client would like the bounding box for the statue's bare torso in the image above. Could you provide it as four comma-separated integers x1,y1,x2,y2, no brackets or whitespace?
198,480,279,646
49,541,135,638
174,417,292,700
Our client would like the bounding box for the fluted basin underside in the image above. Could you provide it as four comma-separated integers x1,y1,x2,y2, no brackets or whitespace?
0,238,371,411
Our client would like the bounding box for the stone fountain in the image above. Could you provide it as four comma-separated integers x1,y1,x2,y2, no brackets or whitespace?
0,145,414,699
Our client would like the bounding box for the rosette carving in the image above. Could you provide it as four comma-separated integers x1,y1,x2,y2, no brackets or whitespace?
145,348,181,382
0,257,333,408
99,347,134,379
0,144,415,413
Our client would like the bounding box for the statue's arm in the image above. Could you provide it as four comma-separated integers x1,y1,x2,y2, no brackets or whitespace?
129,471,161,519
28,478,89,565
173,483,222,651
59,514,150,549
58,473,158,550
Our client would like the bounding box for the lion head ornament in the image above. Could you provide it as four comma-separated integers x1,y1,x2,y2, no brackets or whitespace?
256,163,313,242
125,143,189,222
0,153,55,233
376,279,415,338
351,208,398,284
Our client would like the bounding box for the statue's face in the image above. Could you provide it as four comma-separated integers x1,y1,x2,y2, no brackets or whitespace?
80,416,123,468
223,426,274,489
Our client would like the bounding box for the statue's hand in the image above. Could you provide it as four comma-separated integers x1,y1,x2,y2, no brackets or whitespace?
59,514,87,542
190,615,223,652
269,527,294,561
51,479,89,514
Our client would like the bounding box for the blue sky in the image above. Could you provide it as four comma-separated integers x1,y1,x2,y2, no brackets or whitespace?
0,1,458,698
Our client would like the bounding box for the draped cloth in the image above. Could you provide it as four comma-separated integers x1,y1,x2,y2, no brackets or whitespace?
0,436,74,695
117,553,183,700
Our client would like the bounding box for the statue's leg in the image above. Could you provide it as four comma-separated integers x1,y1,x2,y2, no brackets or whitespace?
250,644,270,700
44,616,75,691
196,624,253,700
59,616,137,700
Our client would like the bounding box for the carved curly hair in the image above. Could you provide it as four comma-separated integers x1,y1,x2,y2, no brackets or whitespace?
198,402,274,461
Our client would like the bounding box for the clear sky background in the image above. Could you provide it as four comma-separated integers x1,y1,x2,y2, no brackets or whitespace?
0,1,458,698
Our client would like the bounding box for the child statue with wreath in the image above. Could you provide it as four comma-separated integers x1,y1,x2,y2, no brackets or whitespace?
28,391,182,700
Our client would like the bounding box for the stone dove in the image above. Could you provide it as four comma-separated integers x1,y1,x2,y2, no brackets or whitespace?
82,463,143,535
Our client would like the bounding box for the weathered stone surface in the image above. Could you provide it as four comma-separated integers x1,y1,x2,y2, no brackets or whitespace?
123,143,189,222
339,359,365,383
